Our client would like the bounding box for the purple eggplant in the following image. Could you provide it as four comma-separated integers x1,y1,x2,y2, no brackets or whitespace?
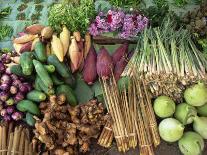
22,82,32,92
6,106,14,114
0,105,3,111
6,98,14,106
10,86,18,95
19,84,28,93
14,92,24,103
19,77,25,82
10,74,18,81
0,62,6,73
0,92,9,101
11,112,22,121
5,68,11,75
0,83,10,91
1,74,11,84
0,109,7,116
4,114,11,121
12,79,21,87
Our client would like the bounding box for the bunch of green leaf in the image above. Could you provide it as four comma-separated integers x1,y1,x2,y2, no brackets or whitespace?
154,0,167,8
108,0,140,9
174,0,189,7
0,25,13,41
48,0,96,34
0,7,12,19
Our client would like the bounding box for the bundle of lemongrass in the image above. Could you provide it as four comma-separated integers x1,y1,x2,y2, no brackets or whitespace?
0,122,35,155
100,74,160,153
123,18,207,101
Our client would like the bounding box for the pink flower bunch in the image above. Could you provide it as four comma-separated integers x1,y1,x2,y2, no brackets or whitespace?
89,10,149,39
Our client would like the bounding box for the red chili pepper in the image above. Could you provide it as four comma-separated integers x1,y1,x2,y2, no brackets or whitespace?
107,14,112,23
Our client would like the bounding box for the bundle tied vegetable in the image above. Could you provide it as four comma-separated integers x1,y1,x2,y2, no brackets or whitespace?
124,18,207,101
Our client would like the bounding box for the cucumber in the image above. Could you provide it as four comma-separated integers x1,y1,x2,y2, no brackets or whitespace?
47,55,71,78
64,77,76,88
34,41,47,62
51,74,64,85
36,76,55,95
44,65,55,73
27,90,46,102
33,60,53,89
56,84,77,106
17,100,40,115
34,76,42,91
25,112,36,126
10,65,24,76
20,52,33,75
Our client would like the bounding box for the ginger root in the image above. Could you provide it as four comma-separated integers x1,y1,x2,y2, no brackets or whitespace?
33,95,109,153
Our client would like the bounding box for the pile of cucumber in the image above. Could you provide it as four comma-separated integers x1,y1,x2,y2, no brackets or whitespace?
10,41,78,126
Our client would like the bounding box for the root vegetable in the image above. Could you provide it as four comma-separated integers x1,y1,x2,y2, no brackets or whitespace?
13,34,38,44
73,31,81,42
25,24,45,35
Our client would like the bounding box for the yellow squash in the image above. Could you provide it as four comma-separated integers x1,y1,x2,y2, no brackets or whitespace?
60,26,70,56
51,34,64,62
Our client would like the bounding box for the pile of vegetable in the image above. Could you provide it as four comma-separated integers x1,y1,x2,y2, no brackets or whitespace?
0,53,33,121
154,82,207,155
125,18,207,101
33,95,109,154
89,9,148,39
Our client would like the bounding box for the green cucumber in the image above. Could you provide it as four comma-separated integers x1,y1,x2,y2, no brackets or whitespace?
34,76,42,91
34,41,47,62
56,84,77,106
17,100,40,115
27,90,46,102
51,74,64,85
36,76,55,95
33,60,53,88
44,65,55,73
47,55,71,78
25,112,36,126
10,65,24,76
20,52,33,75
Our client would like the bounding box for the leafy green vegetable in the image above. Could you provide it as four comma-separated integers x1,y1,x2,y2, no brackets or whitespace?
16,12,26,20
108,0,140,9
174,0,189,7
35,4,44,12
0,7,12,20
48,0,96,34
95,0,112,13
17,3,28,12
0,25,13,41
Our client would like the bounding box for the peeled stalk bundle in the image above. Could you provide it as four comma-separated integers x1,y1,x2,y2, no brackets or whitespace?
124,18,207,101
100,73,160,153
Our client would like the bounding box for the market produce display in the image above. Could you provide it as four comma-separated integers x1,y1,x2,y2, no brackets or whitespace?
0,0,207,155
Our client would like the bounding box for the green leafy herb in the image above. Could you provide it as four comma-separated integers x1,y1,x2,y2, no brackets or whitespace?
0,48,11,53
94,0,112,13
34,0,43,4
108,0,140,9
48,0,96,34
0,25,13,41
174,0,189,7
35,4,44,12
31,12,41,21
17,3,28,12
16,12,26,20
21,0,30,3
0,7,12,19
